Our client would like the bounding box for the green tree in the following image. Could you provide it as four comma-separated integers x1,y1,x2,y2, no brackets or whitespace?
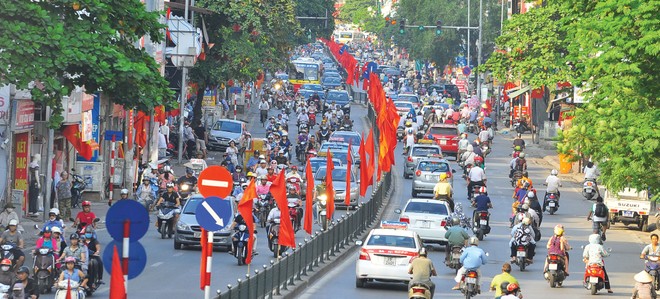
486,0,660,195
294,0,336,42
0,0,174,127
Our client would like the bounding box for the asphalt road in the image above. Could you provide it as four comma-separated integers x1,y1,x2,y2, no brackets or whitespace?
37,98,374,298
297,129,646,299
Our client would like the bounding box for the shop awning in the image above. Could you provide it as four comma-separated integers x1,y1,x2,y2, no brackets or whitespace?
506,86,531,99
546,94,571,112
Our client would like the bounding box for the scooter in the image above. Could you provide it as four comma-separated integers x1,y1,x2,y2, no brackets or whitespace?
0,244,16,269
511,170,522,187
397,126,405,142
583,264,606,295
288,202,301,233
233,224,250,265
70,169,87,209
297,141,308,162
178,181,195,205
644,255,660,290
513,244,530,271
460,269,480,298
267,219,287,257
157,202,176,239
33,247,57,294
54,279,86,299
582,179,598,200
317,195,329,231
257,194,272,228
545,192,560,215
445,245,463,273
0,283,9,298
545,254,567,288
472,211,491,241
408,281,432,299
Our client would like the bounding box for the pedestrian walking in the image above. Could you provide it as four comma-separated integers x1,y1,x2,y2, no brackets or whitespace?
56,171,74,222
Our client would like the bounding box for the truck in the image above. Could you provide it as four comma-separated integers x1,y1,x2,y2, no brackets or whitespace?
605,188,653,232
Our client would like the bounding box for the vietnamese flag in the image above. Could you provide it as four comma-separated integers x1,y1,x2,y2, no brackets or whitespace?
304,159,314,234
238,180,257,263
365,128,375,187
134,111,148,148
325,150,336,220
61,124,93,161
109,245,126,299
270,171,296,248
345,143,353,206
359,136,369,197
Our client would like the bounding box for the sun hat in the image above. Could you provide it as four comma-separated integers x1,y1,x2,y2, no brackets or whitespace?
634,271,653,283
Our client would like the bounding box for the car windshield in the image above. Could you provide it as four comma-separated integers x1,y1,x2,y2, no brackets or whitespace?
212,121,241,133
417,161,449,172
183,199,201,214
395,102,413,109
398,95,419,103
404,202,448,215
302,84,323,91
320,143,349,151
315,168,354,182
429,127,457,136
324,72,341,78
322,77,341,84
367,235,416,248
330,152,350,164
310,160,341,172
412,147,440,157
327,92,349,104
329,134,361,145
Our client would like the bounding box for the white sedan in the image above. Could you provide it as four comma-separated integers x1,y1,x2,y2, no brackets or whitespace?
396,198,452,245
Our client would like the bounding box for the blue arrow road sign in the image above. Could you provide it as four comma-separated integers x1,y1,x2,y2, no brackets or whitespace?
103,241,147,280
106,200,150,242
195,196,233,231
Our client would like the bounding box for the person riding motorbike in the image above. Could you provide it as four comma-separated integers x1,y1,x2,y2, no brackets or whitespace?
286,166,302,181
490,263,520,299
444,216,469,263
461,145,476,167
525,191,544,226
544,224,571,277
404,121,417,154
13,266,39,299
74,201,97,231
341,115,352,129
457,134,469,162
41,208,64,234
583,233,612,293
57,256,88,289
176,168,198,190
0,219,25,269
583,161,601,196
155,182,182,224
509,152,527,179
453,237,488,291
513,133,525,150
467,163,487,200
408,248,437,297
256,176,271,197
472,186,493,224
229,210,258,256
274,150,289,166
433,173,454,210
587,196,609,241
313,177,328,222
543,169,562,211
510,217,536,263
279,133,292,156
640,233,660,269
0,259,13,286
59,233,86,272
80,228,103,287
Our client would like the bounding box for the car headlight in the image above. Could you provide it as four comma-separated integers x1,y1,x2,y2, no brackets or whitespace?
181,184,190,191
176,221,191,231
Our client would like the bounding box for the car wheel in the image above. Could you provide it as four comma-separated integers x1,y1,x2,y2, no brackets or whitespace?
174,240,182,250
355,278,366,288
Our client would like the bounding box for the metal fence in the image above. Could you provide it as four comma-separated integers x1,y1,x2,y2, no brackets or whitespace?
215,172,392,299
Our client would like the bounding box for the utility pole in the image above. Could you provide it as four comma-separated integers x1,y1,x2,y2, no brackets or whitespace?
477,0,483,101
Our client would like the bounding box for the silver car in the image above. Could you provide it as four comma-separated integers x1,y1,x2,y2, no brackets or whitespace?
207,119,245,151
314,166,359,207
404,144,443,179
411,158,456,197
174,194,234,250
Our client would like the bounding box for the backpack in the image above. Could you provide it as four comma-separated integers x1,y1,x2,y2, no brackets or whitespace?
514,226,531,246
594,203,608,218
515,158,526,171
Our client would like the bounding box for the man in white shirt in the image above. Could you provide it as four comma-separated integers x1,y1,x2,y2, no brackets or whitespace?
457,134,469,162
159,122,170,145
467,164,487,200
158,131,167,158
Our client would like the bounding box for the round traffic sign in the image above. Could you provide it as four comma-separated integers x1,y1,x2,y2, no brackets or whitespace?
195,196,233,231
463,66,472,76
197,165,234,198
106,200,150,242
103,241,147,280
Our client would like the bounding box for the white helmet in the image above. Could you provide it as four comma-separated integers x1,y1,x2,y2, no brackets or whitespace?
468,236,479,246
49,208,60,216
527,191,535,198
519,152,526,158
163,165,171,173
522,217,531,225
120,189,129,195
51,226,62,234
551,169,558,175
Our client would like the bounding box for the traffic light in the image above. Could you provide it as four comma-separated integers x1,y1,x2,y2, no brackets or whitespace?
399,20,405,34
436,20,443,36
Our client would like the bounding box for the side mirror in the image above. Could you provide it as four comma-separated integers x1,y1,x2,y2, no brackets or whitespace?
355,240,363,246
394,209,402,214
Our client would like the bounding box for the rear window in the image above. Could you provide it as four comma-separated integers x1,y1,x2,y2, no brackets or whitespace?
212,121,242,133
330,134,361,145
429,127,457,136
395,102,413,109
412,147,440,157
398,95,419,103
327,92,349,104
404,202,448,215
417,161,449,172
367,235,416,248
314,168,354,182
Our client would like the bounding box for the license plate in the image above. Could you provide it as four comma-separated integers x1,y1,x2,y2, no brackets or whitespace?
589,276,599,283
193,232,201,238
439,140,447,145
452,253,461,259
384,257,396,266
465,277,477,284
517,251,526,257
417,221,431,229
479,220,488,226
623,210,634,217
426,175,438,181
548,264,558,270
549,202,556,207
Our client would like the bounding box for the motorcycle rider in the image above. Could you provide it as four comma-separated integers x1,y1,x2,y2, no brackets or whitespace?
524,191,544,226
583,161,601,196
452,237,488,291
228,209,258,256
444,216,469,263
74,201,97,230
0,219,25,269
136,177,158,210
256,176,271,197
544,224,571,277
587,196,609,241
408,248,437,297
404,121,416,155
466,162,487,201
232,166,247,185
41,208,64,234
512,133,525,150
433,173,454,210
631,271,656,299
13,266,38,299
640,233,660,263
274,150,289,166
510,217,536,263
457,134,469,162
543,169,562,211
247,151,261,171
460,145,476,168
510,152,527,179
58,233,86,271
286,166,302,181
57,256,88,289
0,259,13,286
177,168,198,189
583,233,612,293
489,263,519,299
472,186,493,225
279,133,292,156
255,160,269,177
313,177,328,222
155,182,182,225
500,282,522,299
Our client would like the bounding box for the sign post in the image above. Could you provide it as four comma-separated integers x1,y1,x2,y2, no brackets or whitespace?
195,196,232,299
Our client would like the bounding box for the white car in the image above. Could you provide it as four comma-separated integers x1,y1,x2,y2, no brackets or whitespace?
355,222,424,288
396,198,452,245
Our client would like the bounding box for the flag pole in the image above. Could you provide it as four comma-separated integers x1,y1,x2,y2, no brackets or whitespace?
277,244,281,259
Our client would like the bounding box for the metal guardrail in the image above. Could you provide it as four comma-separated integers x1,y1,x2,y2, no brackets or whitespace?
215,172,392,299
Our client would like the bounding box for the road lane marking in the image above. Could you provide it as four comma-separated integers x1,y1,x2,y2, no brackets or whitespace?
173,252,183,257
151,262,164,267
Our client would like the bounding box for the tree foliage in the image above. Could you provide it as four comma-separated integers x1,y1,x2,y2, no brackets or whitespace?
0,0,174,127
294,0,336,43
486,0,660,195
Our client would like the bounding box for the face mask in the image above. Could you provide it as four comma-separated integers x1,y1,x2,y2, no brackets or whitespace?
85,233,93,239
1,266,9,272
6,208,13,213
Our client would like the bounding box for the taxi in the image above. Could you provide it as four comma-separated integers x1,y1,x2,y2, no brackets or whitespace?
355,221,423,288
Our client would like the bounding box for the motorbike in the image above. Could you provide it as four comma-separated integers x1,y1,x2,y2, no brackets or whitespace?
0,244,16,268
318,129,331,143
472,211,491,241
267,219,287,257
0,283,9,298
545,254,567,288
297,142,307,162
467,121,477,134
308,112,316,128
545,192,560,215
33,247,57,294
54,279,86,299
70,169,87,209
460,269,480,298
582,179,598,200
233,224,250,265
288,201,301,233
513,119,531,134
397,126,405,142
257,194,272,228
513,244,530,271
511,170,523,187
317,195,329,231
448,203,472,230
178,181,195,205
157,202,177,239
408,281,432,299
644,255,660,290
445,245,463,273
583,264,606,295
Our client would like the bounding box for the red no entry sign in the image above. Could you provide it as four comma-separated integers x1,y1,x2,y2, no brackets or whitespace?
197,166,234,198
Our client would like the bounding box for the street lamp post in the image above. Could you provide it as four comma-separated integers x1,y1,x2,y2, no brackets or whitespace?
476,0,483,101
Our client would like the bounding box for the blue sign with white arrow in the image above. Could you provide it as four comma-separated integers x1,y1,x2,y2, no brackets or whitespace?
195,196,233,231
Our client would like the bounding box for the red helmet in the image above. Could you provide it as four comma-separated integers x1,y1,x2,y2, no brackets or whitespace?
291,165,298,170
507,283,520,292
82,201,91,207
478,187,487,194
1,259,11,266
475,156,484,164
